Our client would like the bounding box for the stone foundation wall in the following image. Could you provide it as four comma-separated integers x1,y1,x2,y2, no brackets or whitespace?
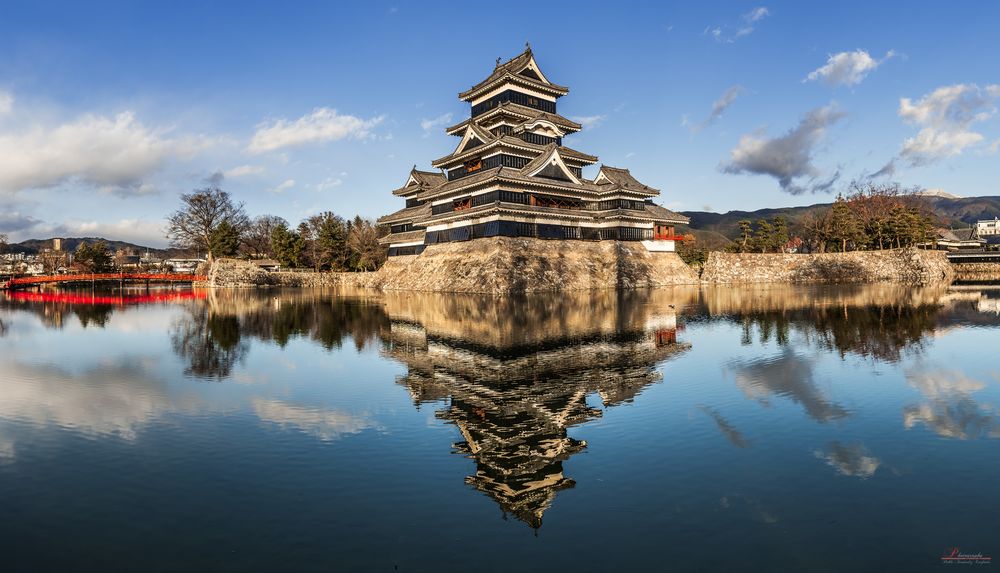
205,245,954,292
701,249,953,285
377,237,700,294
203,238,700,294
952,262,1000,282
202,259,379,289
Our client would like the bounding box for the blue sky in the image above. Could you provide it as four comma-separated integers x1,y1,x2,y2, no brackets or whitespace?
0,0,997,247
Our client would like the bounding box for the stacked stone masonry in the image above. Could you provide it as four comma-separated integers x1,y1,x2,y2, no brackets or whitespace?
701,249,953,286
205,245,955,294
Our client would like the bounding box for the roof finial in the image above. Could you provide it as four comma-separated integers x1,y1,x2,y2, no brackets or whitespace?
495,56,501,68
525,41,531,52
412,164,416,171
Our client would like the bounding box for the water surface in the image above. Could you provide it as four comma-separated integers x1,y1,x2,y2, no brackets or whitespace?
1,284,999,571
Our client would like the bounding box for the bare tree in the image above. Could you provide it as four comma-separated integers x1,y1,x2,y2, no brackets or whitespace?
40,250,69,274
166,187,249,260
242,215,287,259
347,218,387,271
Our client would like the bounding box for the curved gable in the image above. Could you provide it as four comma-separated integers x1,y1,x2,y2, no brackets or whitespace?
522,145,581,184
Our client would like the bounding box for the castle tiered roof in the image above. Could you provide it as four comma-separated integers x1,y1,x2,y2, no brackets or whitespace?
378,46,689,256
458,44,569,101
445,102,583,136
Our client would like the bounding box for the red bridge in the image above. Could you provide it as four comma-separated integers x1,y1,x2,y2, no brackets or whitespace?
1,273,206,290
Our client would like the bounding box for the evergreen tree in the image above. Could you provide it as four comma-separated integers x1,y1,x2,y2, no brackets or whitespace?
271,223,305,268
828,196,863,252
75,240,112,272
753,219,774,253
738,219,753,252
208,221,241,258
772,216,789,253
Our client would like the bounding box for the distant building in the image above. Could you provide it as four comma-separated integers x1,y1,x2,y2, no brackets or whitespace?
977,218,1000,237
923,228,986,251
251,259,281,272
164,258,205,273
51,238,63,251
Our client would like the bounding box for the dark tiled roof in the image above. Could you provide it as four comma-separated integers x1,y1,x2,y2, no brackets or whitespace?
377,203,431,225
416,167,505,200
518,143,559,175
937,228,983,242
644,204,689,224
379,229,425,245
392,169,447,196
458,47,569,101
415,167,616,202
432,135,597,168
446,103,583,134
411,169,446,187
597,166,659,194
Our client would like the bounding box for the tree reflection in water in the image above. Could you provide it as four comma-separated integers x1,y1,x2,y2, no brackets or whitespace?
168,290,391,379
731,304,939,363
170,307,248,380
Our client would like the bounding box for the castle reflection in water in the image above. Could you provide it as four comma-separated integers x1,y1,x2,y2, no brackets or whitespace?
3,283,999,529
379,292,692,528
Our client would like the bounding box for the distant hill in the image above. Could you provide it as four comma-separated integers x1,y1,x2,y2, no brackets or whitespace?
681,195,1000,241
8,237,176,257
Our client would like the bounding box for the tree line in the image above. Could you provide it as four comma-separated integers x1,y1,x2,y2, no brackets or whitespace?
730,183,935,254
165,187,388,271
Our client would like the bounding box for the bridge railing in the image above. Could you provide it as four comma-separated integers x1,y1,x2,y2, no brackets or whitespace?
4,273,205,288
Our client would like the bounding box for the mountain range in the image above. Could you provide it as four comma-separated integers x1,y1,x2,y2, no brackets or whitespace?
679,195,1000,246
6,237,176,257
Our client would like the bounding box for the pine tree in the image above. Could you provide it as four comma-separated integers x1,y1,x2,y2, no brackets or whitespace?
270,223,305,268
208,221,241,258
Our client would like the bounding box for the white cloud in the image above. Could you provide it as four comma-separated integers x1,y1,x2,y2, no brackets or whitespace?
248,107,384,154
315,175,344,192
814,442,881,478
0,91,12,115
268,179,295,194
873,84,1000,173
0,111,210,195
0,359,181,443
253,398,376,441
571,114,606,129
224,164,264,178
419,112,453,136
693,85,744,133
707,6,770,43
745,6,769,22
805,49,895,87
902,367,1000,440
55,218,168,246
720,104,846,194
0,210,170,245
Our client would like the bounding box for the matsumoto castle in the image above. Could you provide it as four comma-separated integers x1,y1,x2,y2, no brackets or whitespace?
378,45,689,256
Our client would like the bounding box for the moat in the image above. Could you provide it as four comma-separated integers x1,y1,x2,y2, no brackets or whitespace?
1,285,999,571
